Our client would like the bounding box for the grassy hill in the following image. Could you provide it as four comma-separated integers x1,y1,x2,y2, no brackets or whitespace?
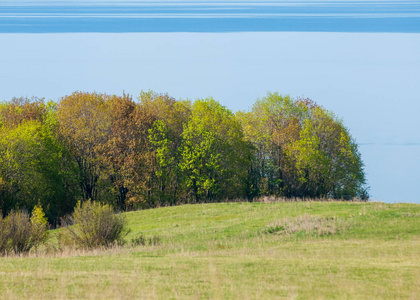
0,201,419,299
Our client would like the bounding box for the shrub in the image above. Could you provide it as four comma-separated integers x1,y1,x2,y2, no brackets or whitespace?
64,201,129,249
30,205,49,246
6,210,36,253
1,206,49,254
0,214,9,254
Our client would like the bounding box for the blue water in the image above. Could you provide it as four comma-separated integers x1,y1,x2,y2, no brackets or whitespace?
1,1,420,33
0,1,419,203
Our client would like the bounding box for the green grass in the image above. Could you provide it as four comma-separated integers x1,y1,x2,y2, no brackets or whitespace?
0,201,419,299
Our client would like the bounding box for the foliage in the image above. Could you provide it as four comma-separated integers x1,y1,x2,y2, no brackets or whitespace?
179,98,250,202
0,97,48,129
290,107,368,199
0,91,369,223
56,92,113,202
140,91,191,207
238,92,368,199
63,201,129,249
99,91,190,209
0,117,78,223
98,93,144,210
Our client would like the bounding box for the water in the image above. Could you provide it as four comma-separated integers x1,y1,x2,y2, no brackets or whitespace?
1,1,419,203
1,1,420,33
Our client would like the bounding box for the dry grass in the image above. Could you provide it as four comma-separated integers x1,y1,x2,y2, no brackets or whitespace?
265,214,350,236
254,195,366,203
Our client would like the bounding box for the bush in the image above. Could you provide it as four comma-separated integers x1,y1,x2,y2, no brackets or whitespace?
0,214,9,254
0,206,49,255
64,201,129,249
6,210,35,253
30,205,49,246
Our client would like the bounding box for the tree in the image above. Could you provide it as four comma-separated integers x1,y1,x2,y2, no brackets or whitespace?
0,97,47,129
238,92,368,199
99,94,137,210
99,93,156,209
237,94,305,197
0,118,78,222
0,90,368,218
179,98,250,202
141,91,191,206
148,120,178,205
289,107,368,199
56,92,113,202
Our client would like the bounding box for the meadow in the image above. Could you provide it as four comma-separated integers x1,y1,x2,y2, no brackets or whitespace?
0,201,419,299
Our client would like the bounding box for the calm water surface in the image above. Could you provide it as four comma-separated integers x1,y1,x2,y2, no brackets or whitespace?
1,0,420,33
1,1,419,203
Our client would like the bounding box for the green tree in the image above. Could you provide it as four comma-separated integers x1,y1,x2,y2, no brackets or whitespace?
238,92,368,199
237,94,305,196
141,91,191,206
289,107,367,199
180,98,250,202
0,119,78,222
148,120,177,205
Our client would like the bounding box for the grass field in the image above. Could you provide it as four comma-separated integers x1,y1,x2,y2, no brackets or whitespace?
0,201,419,299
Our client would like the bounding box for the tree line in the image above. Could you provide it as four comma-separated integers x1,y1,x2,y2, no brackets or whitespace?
0,91,368,224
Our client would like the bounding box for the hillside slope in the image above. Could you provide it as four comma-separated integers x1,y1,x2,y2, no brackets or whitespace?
1,201,419,299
